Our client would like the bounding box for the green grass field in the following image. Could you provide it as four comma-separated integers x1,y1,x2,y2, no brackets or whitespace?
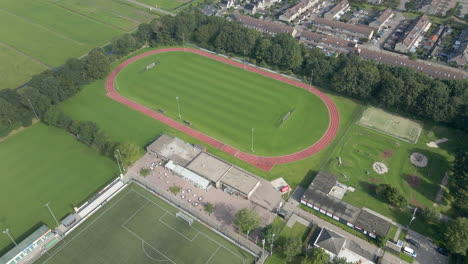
0,123,117,254
138,0,193,10
0,43,48,90
38,184,255,264
322,113,468,223
116,51,330,156
0,0,156,90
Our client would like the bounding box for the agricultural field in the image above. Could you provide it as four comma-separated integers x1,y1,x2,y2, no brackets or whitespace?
115,51,330,156
37,184,255,264
322,108,468,222
0,123,117,254
138,0,193,10
0,0,156,90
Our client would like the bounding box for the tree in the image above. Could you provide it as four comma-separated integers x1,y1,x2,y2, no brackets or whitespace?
263,223,281,244
331,257,351,264
204,203,215,215
421,207,440,222
43,107,72,129
83,48,110,80
234,208,260,234
445,217,468,255
115,142,140,167
281,237,302,263
303,247,329,264
376,184,407,208
112,34,138,56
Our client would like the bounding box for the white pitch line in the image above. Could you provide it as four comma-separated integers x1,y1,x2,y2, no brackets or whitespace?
205,246,221,264
121,200,150,227
141,240,172,262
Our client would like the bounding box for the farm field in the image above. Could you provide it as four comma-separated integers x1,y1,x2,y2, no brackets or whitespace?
0,43,48,90
0,0,156,90
138,0,193,10
0,123,117,254
37,184,255,264
322,111,468,222
115,51,330,156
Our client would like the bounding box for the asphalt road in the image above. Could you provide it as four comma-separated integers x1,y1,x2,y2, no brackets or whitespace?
407,230,448,264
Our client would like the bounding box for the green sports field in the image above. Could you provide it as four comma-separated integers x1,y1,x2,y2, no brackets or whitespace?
0,123,117,254
116,51,330,156
38,184,255,264
138,0,193,10
0,0,156,90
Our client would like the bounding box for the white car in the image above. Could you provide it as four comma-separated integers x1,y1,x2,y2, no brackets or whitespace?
403,246,417,257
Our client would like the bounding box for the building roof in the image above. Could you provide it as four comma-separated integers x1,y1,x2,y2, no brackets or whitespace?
354,209,391,236
146,135,201,166
302,188,362,222
165,160,211,190
314,228,346,255
310,171,338,194
186,153,232,183
245,3,256,10
312,17,374,37
400,15,431,48
375,8,393,24
0,225,50,264
301,31,357,52
283,0,313,19
325,0,349,18
358,48,466,79
221,167,260,195
235,15,295,35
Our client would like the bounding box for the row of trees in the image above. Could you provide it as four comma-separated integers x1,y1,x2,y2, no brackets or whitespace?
450,151,468,217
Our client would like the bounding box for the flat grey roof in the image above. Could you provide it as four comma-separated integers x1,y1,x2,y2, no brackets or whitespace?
0,225,50,264
146,135,201,166
354,209,391,237
310,171,338,194
221,167,260,195
186,153,232,183
302,188,361,223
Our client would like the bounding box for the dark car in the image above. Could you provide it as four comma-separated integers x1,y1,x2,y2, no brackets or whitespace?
406,238,420,248
436,247,449,256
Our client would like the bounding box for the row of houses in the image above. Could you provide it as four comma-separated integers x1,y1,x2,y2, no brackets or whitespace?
279,0,319,22
323,0,350,20
301,171,392,239
311,17,375,40
395,15,432,53
369,8,394,32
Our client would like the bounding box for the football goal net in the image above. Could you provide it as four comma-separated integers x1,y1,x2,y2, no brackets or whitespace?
145,61,159,71
176,212,194,226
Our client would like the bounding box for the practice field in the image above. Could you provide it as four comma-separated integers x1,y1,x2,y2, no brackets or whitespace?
0,123,117,254
138,0,193,10
357,107,423,144
0,0,156,89
115,51,330,156
38,185,255,264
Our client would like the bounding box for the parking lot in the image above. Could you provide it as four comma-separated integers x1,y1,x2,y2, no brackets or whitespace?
407,230,449,264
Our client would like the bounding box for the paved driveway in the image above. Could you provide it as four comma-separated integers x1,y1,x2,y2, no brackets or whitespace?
407,230,448,264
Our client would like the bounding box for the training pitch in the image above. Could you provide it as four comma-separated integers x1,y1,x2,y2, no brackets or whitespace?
357,107,422,144
38,185,255,264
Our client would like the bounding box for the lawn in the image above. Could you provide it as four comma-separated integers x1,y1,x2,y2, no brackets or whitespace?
116,51,330,156
0,0,156,89
0,123,117,255
0,43,48,90
322,111,468,222
37,184,255,264
138,0,193,10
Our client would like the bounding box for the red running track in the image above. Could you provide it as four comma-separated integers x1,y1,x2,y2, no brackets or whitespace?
105,48,340,171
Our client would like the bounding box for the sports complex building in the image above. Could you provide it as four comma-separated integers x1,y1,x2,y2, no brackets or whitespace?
147,135,262,199
301,171,392,238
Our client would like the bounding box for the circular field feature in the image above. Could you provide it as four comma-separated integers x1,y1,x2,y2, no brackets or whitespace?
116,51,330,156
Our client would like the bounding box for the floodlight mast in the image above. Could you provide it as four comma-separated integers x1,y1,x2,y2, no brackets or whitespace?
27,99,39,120
116,148,126,174
2,228,17,246
44,202,60,227
251,128,254,152
176,97,182,119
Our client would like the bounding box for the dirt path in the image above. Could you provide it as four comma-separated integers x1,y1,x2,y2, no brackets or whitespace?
105,48,340,171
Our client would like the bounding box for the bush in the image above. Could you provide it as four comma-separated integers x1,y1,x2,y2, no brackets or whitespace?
169,186,181,195
140,168,150,176
376,184,408,208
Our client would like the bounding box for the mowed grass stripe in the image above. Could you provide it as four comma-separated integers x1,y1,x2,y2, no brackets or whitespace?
0,10,89,66
2,0,122,47
118,51,329,155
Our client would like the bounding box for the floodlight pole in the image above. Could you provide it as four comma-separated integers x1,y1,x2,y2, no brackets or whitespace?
251,128,254,152
176,97,182,119
270,233,275,255
408,207,417,228
114,154,123,175
44,202,60,227
3,229,17,246
27,99,39,120
116,149,126,174
262,238,265,257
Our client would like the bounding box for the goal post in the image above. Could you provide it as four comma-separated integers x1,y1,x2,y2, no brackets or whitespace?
176,212,194,226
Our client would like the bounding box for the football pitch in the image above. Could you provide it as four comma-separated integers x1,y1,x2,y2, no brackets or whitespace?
116,51,330,156
0,0,156,90
38,185,255,264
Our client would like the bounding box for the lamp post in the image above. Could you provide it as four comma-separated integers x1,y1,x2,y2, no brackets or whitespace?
251,128,254,152
116,148,126,174
176,97,182,119
2,229,17,246
27,99,39,120
44,202,60,227
408,207,418,228
262,238,265,256
270,233,275,255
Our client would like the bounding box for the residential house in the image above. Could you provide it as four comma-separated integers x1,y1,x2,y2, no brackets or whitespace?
324,0,350,20
279,0,318,22
311,17,374,40
395,15,432,53
235,15,297,36
369,8,394,32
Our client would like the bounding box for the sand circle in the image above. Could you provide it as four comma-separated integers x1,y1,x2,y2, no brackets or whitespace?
373,162,389,174
410,152,428,168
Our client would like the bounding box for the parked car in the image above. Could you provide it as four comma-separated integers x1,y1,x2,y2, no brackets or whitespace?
435,247,449,256
406,238,420,248
403,246,417,257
